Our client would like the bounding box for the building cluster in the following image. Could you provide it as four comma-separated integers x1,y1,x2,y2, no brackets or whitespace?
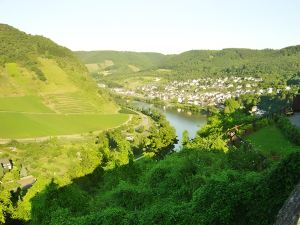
110,76,291,107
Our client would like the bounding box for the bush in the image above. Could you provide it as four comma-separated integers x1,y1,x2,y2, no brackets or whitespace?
239,123,253,136
276,116,300,145
30,66,47,81
254,118,271,130
118,107,137,115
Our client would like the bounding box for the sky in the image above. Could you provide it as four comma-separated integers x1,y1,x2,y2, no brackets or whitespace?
0,0,300,54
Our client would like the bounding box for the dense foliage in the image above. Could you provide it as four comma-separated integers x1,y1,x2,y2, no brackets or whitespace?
76,46,300,85
1,24,300,225
21,145,300,225
160,47,300,81
276,116,300,145
75,51,165,75
139,109,176,157
2,97,297,225
0,24,86,74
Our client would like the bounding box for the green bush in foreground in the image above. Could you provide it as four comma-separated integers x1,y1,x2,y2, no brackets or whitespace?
26,150,300,225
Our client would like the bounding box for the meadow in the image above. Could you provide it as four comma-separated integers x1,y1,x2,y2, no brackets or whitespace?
0,96,53,113
246,125,300,157
0,113,129,138
0,95,129,139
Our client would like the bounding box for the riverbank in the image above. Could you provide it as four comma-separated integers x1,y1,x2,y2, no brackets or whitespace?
129,100,207,149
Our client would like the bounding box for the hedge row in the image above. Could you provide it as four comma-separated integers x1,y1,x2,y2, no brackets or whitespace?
276,116,300,146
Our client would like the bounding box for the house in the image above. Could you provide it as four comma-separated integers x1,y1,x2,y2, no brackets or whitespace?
0,158,13,172
292,94,300,112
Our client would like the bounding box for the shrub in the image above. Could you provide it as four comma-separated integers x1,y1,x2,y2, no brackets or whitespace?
276,116,300,145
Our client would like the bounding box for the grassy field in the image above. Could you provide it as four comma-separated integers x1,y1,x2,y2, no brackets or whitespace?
43,92,101,114
246,126,300,157
5,63,21,77
0,58,124,139
0,96,53,113
0,112,129,138
0,95,127,139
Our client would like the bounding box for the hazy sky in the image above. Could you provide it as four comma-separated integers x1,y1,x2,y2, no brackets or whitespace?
1,0,300,54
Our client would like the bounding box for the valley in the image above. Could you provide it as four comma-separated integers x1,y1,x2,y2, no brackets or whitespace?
0,23,299,225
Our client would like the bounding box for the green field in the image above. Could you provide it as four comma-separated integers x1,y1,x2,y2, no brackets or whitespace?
246,126,300,157
0,112,128,138
0,96,53,113
5,63,21,77
0,95,128,139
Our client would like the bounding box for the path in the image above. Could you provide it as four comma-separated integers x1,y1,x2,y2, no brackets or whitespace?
134,155,145,161
289,113,300,128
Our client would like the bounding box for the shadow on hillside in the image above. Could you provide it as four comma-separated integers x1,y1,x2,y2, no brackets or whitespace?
258,94,292,114
8,148,300,225
28,159,146,224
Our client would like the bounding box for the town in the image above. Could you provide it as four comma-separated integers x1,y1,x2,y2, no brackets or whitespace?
110,76,292,107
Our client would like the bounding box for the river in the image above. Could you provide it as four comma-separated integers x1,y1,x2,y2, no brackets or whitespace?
130,101,207,150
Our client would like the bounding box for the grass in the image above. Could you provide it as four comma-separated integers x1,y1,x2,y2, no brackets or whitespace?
0,91,123,139
39,58,78,93
246,126,300,157
44,92,100,114
0,59,123,139
0,96,53,113
0,139,97,178
5,63,20,77
0,112,129,138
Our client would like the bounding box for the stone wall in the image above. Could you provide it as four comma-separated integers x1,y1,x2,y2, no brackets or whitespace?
274,182,300,225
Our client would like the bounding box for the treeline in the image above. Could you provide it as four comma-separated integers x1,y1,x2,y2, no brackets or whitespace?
160,47,300,82
276,116,300,145
75,51,165,75
139,109,177,158
82,46,300,85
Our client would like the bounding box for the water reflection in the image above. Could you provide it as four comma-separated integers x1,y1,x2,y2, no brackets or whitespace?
130,101,207,150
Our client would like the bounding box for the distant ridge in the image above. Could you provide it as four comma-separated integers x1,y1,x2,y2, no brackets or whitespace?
75,45,300,81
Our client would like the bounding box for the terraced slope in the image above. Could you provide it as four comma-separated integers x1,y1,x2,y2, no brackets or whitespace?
43,93,100,114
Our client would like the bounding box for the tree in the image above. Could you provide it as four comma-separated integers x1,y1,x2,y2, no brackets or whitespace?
239,94,259,112
182,130,189,146
224,98,240,114
0,190,12,223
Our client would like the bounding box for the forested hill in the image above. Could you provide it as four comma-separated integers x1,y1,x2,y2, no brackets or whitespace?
0,24,117,112
76,46,300,82
161,47,300,81
0,24,86,74
75,51,166,74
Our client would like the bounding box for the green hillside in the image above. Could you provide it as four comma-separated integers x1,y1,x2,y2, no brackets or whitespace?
76,46,300,87
160,47,300,81
75,50,165,74
0,24,127,138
